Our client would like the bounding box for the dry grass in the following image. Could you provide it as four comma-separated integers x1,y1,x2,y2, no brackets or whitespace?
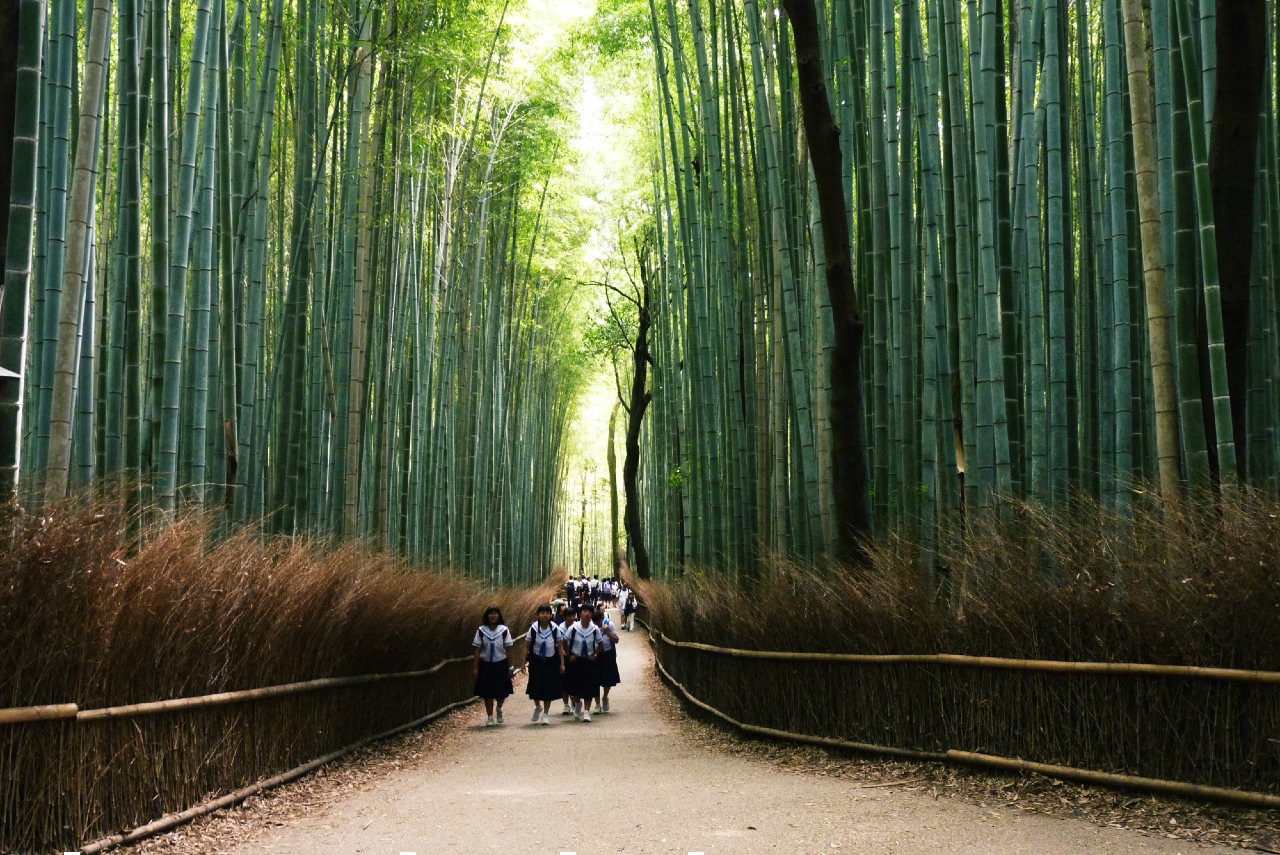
0,495,561,853
635,492,1280,802
638,491,1280,669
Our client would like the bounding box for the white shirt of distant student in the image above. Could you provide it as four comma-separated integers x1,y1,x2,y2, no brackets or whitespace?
527,621,564,658
473,625,514,662
566,622,604,657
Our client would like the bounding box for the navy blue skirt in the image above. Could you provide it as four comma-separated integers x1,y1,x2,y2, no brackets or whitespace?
598,648,621,687
525,653,563,701
564,656,599,698
474,659,513,699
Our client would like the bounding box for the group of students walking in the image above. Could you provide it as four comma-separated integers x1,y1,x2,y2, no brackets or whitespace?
471,600,622,727
557,577,639,632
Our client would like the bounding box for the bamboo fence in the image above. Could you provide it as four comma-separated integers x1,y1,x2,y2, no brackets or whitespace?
0,644,522,853
642,614,1280,803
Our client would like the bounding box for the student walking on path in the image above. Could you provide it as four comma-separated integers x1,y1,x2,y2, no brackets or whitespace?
472,606,515,726
563,604,603,721
621,590,637,631
524,604,566,725
592,607,621,713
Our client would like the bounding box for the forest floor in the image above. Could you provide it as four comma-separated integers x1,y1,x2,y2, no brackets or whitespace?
128,613,1275,855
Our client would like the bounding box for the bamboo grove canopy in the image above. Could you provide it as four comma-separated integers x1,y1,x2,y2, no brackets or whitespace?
0,0,590,584
2,0,1280,581
599,0,1279,576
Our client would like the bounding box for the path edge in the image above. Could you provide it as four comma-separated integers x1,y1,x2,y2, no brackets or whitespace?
77,696,481,854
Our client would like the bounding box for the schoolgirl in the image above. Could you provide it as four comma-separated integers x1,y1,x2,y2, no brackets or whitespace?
525,604,566,725
472,606,515,726
563,604,604,722
557,606,576,715
592,608,621,713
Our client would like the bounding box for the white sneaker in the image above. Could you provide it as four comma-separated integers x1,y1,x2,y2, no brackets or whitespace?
593,701,602,713
602,698,610,713
496,709,504,725
561,702,572,715
486,715,495,727
540,711,551,725
582,709,592,722
532,707,542,723
573,706,582,721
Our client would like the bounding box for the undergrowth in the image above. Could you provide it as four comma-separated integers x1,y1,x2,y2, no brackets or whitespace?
638,490,1280,670
0,495,559,711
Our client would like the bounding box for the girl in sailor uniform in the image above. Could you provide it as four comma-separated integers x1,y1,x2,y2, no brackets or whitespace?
557,607,575,715
592,607,621,713
562,603,604,721
472,606,515,726
524,604,565,725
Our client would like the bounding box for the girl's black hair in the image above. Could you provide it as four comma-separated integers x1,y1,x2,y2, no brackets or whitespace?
483,605,504,625
536,603,553,614
578,602,594,614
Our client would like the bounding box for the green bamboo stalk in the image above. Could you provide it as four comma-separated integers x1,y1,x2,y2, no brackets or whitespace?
157,0,213,515
1121,0,1182,502
1172,0,1237,485
0,0,45,501
44,0,112,504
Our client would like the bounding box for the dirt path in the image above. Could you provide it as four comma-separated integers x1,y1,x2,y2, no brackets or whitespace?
210,615,1232,855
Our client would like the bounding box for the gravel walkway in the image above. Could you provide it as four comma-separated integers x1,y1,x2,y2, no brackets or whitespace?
162,614,1240,855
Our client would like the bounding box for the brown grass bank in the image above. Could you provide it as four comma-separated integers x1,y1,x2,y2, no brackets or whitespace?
0,498,560,853
636,493,1280,799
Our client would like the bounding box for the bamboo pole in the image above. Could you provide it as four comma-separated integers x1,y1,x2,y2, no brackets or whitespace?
947,751,1280,810
75,653,490,720
651,630,1280,684
0,703,78,725
0,653,502,725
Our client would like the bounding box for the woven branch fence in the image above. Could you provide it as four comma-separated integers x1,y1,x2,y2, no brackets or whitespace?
641,610,1280,804
0,645,520,854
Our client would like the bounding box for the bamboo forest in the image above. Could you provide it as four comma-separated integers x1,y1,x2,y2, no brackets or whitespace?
2,0,1280,580
3,0,1280,848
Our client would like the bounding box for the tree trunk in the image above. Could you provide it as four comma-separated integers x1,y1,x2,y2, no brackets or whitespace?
44,0,113,505
623,247,653,580
778,0,870,560
1209,0,1267,482
0,0,44,502
1120,0,1181,501
608,400,620,575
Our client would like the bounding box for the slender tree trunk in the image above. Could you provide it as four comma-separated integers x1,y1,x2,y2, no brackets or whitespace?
623,245,654,580
1121,0,1181,500
778,0,870,560
607,400,620,574
1209,0,1267,481
0,0,45,502
45,0,113,504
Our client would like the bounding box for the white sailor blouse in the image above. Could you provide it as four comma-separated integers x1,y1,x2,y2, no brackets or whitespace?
565,621,604,658
599,617,617,652
472,625,514,662
526,621,565,658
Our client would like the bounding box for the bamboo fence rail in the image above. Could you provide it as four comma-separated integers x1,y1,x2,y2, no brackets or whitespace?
654,631,1280,685
0,655,481,725
0,644,522,852
643,618,1280,804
